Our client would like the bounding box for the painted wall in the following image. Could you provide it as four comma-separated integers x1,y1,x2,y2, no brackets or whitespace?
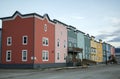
111,46,115,56
67,26,77,60
34,16,55,64
68,26,77,48
102,42,107,62
77,30,85,59
0,29,1,63
106,44,111,61
55,22,67,63
90,36,97,61
84,34,91,60
96,41,103,62
2,14,34,64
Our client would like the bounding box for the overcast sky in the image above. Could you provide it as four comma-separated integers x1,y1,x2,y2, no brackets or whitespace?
0,0,120,47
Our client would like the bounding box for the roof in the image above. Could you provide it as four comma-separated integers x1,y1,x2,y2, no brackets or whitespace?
53,19,68,26
0,11,55,24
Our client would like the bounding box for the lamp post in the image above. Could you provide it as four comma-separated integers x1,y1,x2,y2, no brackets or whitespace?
106,51,108,65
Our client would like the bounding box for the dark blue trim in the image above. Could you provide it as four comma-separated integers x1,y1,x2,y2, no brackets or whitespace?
33,63,66,69
0,64,34,69
0,63,67,69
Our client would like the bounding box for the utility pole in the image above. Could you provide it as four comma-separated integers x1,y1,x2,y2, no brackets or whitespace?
106,51,108,65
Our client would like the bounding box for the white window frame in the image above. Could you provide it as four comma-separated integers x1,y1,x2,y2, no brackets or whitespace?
6,50,11,62
57,52,60,60
64,40,66,48
44,24,47,32
57,39,60,47
64,53,66,60
22,35,28,45
42,37,49,46
42,50,49,61
22,50,27,61
7,37,12,46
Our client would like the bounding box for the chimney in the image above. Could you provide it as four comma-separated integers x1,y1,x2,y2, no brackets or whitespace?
99,39,102,43
91,36,95,40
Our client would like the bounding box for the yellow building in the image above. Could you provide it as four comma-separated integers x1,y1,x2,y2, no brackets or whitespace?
96,40,103,63
90,36,103,63
90,36,97,61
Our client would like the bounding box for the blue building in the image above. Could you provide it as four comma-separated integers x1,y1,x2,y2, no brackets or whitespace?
84,34,91,60
102,42,107,63
76,30,85,60
115,48,120,64
0,28,1,63
67,26,82,65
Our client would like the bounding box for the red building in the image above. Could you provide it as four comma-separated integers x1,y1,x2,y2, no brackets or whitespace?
0,11,56,68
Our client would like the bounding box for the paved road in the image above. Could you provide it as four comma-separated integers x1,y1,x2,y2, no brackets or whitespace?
0,64,120,79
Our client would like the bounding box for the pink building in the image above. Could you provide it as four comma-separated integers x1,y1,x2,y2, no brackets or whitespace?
54,20,68,65
111,45,115,56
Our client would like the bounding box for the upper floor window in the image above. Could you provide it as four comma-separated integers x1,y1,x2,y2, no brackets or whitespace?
6,50,11,62
57,52,60,60
57,39,60,47
64,40,66,48
7,37,12,46
22,36,28,45
22,50,27,61
42,50,49,61
42,37,49,46
44,24,47,32
64,53,66,60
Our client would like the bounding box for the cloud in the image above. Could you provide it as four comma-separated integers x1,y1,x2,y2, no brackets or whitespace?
108,36,120,42
96,29,120,43
105,17,120,27
71,16,85,20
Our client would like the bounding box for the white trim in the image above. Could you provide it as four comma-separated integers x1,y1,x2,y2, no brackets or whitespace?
22,35,28,45
6,50,11,62
22,50,27,61
7,37,12,46
44,24,47,32
57,39,60,47
57,52,60,60
42,37,49,46
2,13,55,25
42,50,49,61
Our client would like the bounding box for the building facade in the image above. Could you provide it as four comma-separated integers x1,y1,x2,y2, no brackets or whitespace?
76,30,85,60
0,11,116,68
115,48,120,64
54,19,67,64
90,36,97,61
0,11,56,68
0,29,1,63
67,26,82,66
96,40,103,63
84,34,91,60
102,42,107,63
111,45,115,56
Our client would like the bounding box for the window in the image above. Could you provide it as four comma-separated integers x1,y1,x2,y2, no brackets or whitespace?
57,52,60,60
57,39,60,47
23,36,28,45
64,53,66,60
69,43,72,47
42,50,49,61
44,24,47,32
42,37,49,46
7,37,12,46
22,50,27,61
64,40,66,48
6,50,11,62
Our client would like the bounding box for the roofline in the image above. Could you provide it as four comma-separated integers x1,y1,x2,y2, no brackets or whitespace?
0,11,55,24
53,19,68,26
76,30,85,34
